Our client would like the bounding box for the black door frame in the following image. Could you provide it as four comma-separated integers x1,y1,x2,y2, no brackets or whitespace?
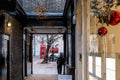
7,36,10,80
23,30,33,77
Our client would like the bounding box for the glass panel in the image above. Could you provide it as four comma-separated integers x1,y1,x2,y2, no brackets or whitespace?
89,34,101,80
68,34,72,66
89,32,116,80
106,58,115,80
89,56,92,73
106,34,116,80
22,0,66,14
95,57,101,78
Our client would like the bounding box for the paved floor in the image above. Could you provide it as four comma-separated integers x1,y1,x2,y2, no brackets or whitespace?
25,56,58,80
24,56,99,80
25,74,58,80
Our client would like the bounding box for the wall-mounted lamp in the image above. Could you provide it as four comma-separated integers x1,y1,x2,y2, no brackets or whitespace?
7,22,12,27
6,21,12,33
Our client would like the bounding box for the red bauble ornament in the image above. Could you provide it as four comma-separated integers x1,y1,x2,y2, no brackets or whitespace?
108,10,120,25
98,27,107,36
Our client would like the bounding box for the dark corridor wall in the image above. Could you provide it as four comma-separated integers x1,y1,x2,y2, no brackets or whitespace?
4,13,23,80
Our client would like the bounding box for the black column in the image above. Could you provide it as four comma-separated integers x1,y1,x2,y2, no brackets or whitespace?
30,33,33,74
71,25,75,67
24,29,27,76
63,32,66,74
71,1,75,80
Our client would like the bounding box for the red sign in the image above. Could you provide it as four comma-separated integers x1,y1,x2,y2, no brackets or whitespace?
49,47,59,53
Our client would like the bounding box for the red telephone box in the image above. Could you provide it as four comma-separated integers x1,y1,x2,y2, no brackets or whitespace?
40,44,46,59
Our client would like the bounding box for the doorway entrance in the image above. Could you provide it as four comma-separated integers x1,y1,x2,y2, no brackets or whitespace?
32,34,64,74
0,34,10,80
24,34,64,80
